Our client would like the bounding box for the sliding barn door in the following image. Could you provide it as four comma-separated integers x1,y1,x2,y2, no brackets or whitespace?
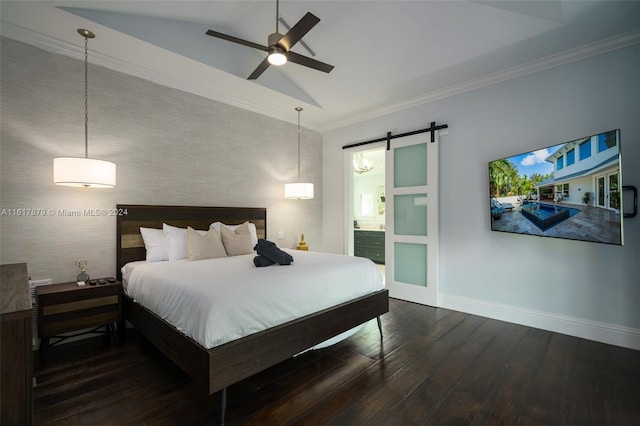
385,132,439,306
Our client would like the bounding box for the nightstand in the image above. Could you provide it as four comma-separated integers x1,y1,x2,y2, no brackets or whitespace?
37,278,121,361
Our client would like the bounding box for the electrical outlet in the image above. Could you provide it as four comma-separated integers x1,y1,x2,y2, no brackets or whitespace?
277,231,285,239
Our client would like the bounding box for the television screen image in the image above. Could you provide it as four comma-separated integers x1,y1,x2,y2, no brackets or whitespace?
488,129,623,245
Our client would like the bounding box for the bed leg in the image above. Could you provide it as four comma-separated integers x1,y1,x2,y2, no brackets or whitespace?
219,387,227,425
376,316,383,338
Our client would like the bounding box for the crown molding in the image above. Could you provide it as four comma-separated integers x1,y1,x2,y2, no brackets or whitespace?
3,20,637,134
320,30,640,132
0,21,322,130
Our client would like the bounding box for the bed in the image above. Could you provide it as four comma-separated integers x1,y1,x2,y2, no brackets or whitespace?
116,204,389,422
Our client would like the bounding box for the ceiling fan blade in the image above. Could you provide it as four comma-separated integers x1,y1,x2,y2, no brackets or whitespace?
248,57,271,80
279,17,316,57
277,12,320,51
206,29,269,52
286,51,334,73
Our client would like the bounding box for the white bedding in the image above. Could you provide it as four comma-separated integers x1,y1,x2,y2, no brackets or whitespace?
123,250,384,349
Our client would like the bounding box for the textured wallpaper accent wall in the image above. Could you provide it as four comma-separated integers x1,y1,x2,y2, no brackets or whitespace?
1,37,322,283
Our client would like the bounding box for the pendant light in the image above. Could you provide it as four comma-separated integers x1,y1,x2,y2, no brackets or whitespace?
54,29,116,188
284,107,313,199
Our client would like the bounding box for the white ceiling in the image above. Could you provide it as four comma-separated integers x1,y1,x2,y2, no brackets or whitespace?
1,1,639,131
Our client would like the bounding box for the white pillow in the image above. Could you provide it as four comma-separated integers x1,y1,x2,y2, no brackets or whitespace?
163,223,187,261
140,227,168,262
210,221,258,247
163,224,208,260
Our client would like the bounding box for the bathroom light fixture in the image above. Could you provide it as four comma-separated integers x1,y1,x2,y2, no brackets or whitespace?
353,152,374,174
54,29,116,188
284,107,313,199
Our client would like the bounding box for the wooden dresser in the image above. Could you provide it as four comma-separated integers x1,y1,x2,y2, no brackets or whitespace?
1,263,33,425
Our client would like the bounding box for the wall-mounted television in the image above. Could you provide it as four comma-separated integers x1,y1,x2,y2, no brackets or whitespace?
488,129,623,245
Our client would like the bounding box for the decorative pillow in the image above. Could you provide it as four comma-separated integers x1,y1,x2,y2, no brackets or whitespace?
210,221,258,247
163,223,209,260
186,227,226,261
140,227,168,262
219,223,254,256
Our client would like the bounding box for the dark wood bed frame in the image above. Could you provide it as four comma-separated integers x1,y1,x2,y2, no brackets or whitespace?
116,204,389,422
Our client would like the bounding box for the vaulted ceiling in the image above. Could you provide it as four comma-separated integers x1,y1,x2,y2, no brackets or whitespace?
2,1,639,131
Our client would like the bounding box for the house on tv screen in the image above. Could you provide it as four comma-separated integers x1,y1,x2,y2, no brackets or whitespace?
534,130,620,211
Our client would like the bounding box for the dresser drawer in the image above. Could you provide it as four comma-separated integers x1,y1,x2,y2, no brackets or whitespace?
354,236,367,247
354,247,367,258
367,248,385,263
366,234,385,248
40,298,119,336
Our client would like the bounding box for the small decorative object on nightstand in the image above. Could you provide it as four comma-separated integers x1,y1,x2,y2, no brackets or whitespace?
74,258,90,282
296,234,309,251
37,277,121,362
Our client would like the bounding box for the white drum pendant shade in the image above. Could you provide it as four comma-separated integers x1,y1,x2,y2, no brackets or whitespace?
284,182,314,199
54,157,116,188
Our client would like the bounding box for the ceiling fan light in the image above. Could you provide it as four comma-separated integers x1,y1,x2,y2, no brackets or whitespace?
268,46,287,65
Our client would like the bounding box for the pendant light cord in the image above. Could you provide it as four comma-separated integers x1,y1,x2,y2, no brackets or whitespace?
296,107,303,182
83,34,89,159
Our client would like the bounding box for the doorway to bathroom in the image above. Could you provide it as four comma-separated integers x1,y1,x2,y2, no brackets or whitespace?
348,146,386,276
345,131,441,306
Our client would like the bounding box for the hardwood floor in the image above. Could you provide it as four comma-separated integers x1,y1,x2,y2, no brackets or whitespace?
34,299,640,425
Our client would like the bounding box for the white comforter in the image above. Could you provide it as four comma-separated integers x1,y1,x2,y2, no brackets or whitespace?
123,250,384,349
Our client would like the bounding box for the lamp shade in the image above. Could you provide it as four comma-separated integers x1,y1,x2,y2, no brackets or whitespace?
53,157,116,188
284,182,314,199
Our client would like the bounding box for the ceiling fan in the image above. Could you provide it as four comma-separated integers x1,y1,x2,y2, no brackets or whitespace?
205,0,334,80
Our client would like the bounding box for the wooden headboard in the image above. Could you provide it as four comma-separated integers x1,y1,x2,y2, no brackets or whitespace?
116,204,267,281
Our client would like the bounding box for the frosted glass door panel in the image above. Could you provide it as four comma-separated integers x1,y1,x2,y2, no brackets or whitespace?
394,143,428,187
394,194,428,236
394,243,427,287
386,132,439,307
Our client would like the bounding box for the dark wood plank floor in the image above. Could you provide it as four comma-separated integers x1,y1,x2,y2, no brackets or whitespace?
34,299,640,425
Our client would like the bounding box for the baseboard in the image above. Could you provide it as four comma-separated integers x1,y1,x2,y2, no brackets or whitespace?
440,294,640,351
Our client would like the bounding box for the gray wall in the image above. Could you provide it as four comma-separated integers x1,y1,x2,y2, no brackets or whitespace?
1,38,322,283
322,44,639,347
